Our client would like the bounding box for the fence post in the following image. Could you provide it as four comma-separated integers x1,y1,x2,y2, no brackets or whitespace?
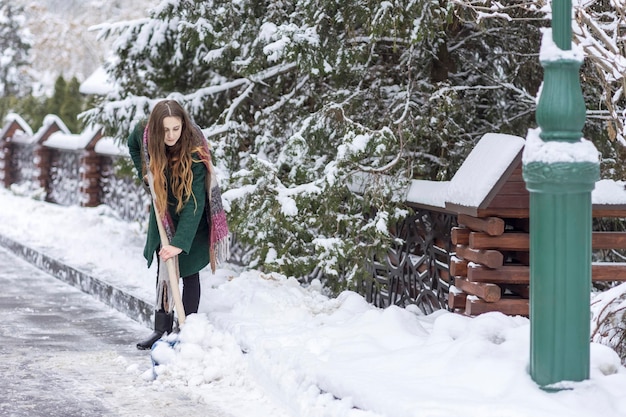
79,127,104,207
0,136,13,188
79,149,102,207
0,119,29,188
33,145,53,197
32,118,66,201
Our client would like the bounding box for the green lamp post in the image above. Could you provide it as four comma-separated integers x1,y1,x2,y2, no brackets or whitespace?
522,0,599,389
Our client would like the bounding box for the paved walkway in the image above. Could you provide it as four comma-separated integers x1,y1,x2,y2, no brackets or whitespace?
0,247,231,417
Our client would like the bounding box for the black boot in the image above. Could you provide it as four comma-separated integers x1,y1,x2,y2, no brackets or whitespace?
137,311,173,350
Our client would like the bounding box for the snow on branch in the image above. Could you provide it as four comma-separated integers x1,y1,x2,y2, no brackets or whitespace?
573,4,626,144
88,18,151,42
182,62,298,136
450,0,547,23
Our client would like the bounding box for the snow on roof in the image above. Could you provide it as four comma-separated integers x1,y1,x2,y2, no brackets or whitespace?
42,114,71,133
44,125,102,150
593,179,626,205
94,136,127,156
407,133,525,208
407,131,624,209
406,133,525,209
405,180,450,209
80,66,116,95
408,176,626,209
1,113,33,139
31,115,72,143
446,133,525,207
406,134,524,209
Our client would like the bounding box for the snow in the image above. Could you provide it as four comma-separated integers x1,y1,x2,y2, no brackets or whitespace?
593,179,626,205
31,114,71,144
1,113,33,138
1,188,626,417
523,128,599,164
94,135,127,156
5,1,626,414
407,133,525,208
43,125,102,150
405,179,449,208
539,28,584,61
446,133,525,207
79,66,116,96
407,131,618,209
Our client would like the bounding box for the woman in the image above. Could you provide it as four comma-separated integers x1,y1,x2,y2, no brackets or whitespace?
128,99,229,350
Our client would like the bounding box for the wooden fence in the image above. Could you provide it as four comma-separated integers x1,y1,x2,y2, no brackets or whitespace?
0,114,149,223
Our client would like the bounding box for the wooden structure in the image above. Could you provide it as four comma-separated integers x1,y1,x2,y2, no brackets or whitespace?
0,116,32,187
0,115,149,222
391,133,626,316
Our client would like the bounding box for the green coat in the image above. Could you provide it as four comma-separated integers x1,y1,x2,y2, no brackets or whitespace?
128,123,210,277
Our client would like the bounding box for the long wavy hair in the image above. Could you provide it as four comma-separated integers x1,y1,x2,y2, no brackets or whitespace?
146,100,207,216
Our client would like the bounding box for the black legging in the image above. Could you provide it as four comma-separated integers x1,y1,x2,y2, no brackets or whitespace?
181,272,200,314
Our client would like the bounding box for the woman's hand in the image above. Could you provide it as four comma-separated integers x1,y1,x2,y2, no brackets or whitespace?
159,244,182,261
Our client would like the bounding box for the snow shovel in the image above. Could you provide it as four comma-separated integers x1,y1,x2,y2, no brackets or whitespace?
146,171,186,327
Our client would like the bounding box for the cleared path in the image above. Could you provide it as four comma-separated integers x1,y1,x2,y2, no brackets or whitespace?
0,247,230,417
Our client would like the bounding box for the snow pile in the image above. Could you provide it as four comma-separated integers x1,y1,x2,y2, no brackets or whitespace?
150,270,626,417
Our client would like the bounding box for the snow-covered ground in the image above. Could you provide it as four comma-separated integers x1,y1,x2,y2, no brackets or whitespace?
1,187,626,417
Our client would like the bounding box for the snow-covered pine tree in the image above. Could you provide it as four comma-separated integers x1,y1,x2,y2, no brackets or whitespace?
59,77,84,133
46,76,67,119
0,2,31,97
84,0,545,292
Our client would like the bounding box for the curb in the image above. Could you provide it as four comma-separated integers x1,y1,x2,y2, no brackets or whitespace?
0,234,154,327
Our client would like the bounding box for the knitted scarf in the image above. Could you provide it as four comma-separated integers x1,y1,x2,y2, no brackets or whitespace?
142,125,230,274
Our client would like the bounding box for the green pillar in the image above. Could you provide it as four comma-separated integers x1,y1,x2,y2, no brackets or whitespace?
524,162,598,387
522,0,600,389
